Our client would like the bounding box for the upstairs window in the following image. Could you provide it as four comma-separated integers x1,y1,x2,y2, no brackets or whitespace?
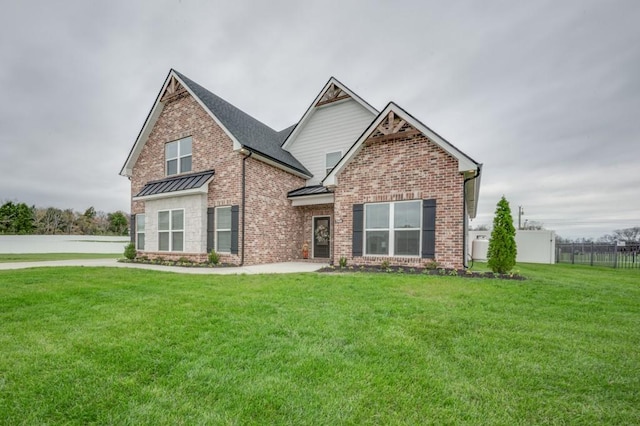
165,137,192,176
325,151,342,175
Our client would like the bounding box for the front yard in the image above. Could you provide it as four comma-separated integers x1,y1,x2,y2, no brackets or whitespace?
0,264,638,424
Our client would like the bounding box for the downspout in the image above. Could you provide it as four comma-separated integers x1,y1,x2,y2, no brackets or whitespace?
240,149,253,266
463,166,482,268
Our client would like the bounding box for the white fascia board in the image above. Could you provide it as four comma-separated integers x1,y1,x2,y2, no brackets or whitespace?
281,77,378,150
238,149,312,179
120,71,177,177
289,193,334,206
323,102,480,186
121,102,166,177
133,185,209,202
120,70,243,178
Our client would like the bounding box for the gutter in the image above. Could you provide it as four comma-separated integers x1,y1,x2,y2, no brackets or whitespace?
240,149,253,266
463,165,482,268
240,146,311,179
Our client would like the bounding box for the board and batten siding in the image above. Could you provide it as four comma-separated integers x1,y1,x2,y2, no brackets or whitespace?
287,99,375,185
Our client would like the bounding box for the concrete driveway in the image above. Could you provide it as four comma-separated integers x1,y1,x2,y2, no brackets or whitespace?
0,258,327,274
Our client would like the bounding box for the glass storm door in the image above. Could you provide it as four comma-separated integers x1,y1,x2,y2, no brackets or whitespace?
313,217,330,258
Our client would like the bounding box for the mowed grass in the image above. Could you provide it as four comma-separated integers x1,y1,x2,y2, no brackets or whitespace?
0,264,638,424
0,253,121,263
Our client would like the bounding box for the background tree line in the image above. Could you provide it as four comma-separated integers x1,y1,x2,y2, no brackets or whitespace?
0,201,129,236
556,227,640,244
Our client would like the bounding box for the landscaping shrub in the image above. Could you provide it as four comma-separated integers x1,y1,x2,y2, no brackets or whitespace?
208,250,220,265
487,196,517,273
123,242,136,260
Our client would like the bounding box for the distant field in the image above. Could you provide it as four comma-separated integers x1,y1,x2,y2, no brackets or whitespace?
0,264,638,424
0,253,121,263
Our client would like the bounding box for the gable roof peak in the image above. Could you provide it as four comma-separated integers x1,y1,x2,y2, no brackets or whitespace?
281,76,378,149
120,69,311,178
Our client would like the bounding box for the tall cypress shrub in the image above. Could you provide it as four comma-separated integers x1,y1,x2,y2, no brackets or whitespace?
487,196,517,273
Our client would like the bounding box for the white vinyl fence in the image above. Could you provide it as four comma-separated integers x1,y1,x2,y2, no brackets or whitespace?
468,230,556,264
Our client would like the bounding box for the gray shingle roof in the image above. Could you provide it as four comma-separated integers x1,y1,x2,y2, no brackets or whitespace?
135,170,215,197
173,71,311,177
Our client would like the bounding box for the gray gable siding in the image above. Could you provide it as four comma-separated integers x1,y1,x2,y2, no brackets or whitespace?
286,99,375,185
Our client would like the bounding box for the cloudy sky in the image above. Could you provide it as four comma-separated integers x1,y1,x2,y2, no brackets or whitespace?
1,0,638,239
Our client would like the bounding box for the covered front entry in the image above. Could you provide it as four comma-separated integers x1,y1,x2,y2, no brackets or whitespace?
312,216,331,259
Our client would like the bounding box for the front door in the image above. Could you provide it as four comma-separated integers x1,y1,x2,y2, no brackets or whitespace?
313,216,330,258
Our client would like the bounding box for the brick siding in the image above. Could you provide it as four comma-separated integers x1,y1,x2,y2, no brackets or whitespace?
333,132,465,268
130,92,243,263
129,90,467,268
243,157,305,265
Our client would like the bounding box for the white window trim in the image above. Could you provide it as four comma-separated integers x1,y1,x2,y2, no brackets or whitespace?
215,206,232,253
136,214,145,250
325,150,342,176
157,208,185,252
364,200,422,257
165,137,192,176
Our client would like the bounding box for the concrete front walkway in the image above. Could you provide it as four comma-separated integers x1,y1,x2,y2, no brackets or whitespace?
0,258,327,274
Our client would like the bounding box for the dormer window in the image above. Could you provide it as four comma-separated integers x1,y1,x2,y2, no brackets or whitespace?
165,137,192,176
325,151,342,175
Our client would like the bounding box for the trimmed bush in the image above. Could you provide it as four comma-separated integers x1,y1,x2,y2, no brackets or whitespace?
123,242,136,260
487,196,517,273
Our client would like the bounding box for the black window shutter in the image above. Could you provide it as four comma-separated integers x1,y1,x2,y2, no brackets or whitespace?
206,207,215,253
230,205,239,255
352,204,364,257
422,199,436,259
130,214,136,244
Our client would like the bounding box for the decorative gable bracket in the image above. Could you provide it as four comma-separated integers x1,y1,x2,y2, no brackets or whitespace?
370,111,421,142
315,83,350,107
160,76,188,102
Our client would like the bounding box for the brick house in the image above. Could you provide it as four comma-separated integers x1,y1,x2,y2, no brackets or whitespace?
120,69,482,268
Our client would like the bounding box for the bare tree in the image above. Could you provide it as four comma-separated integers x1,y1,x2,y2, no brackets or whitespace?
613,227,640,243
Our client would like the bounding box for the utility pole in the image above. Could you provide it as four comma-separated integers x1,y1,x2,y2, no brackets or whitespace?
518,206,524,230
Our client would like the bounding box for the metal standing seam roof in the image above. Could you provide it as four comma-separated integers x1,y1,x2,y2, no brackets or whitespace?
287,185,333,198
135,170,215,197
173,71,312,177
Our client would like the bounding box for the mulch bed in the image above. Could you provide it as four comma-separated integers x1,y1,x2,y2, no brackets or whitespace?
318,265,525,280
118,258,234,268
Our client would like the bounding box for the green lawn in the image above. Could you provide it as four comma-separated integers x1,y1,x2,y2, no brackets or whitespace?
0,264,638,424
0,253,121,263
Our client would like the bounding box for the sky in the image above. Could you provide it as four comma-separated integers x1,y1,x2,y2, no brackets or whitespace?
1,0,638,239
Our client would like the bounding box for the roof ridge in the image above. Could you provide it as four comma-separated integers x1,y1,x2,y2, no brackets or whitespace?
173,70,311,177
173,71,280,137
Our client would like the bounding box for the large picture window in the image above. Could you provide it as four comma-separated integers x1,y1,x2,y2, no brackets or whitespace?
136,214,145,250
364,201,421,256
215,206,231,253
158,209,184,251
165,137,192,176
